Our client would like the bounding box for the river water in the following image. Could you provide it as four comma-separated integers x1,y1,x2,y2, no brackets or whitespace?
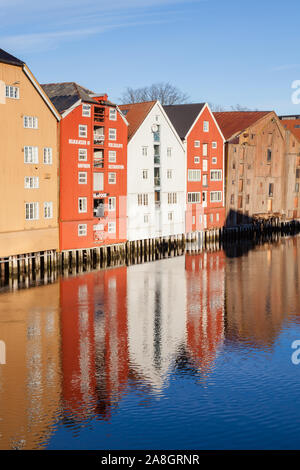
0,237,300,450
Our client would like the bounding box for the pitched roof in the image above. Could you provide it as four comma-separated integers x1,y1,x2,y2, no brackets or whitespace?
41,82,98,113
213,111,271,140
163,103,206,139
279,116,300,141
118,101,157,140
0,48,24,67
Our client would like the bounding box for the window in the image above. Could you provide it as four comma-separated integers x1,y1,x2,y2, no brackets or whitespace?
25,202,39,220
246,194,250,204
167,192,177,204
232,161,236,169
142,170,148,179
230,194,234,204
187,192,201,203
203,143,208,156
269,183,274,197
78,224,87,236
93,172,103,191
188,169,201,181
210,170,222,181
144,214,149,223
138,194,148,205
203,174,208,186
108,222,116,233
24,116,38,129
167,147,172,157
108,172,116,184
203,159,208,171
43,147,52,164
203,121,209,132
78,172,87,184
194,156,200,164
296,168,300,179
194,140,200,147
79,148,88,161
216,213,220,221
109,108,117,120
142,146,148,156
210,191,222,202
168,212,173,221
108,150,116,162
267,149,272,162
296,183,300,193
109,128,117,140
108,197,116,211
79,125,87,137
167,169,172,179
202,191,207,203
212,142,217,148
24,176,39,189
82,104,91,117
24,146,38,163
212,157,217,164
78,197,87,213
210,214,213,222
6,85,19,99
44,202,53,219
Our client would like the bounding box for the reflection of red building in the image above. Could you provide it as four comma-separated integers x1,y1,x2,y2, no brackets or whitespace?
185,251,225,372
60,266,128,421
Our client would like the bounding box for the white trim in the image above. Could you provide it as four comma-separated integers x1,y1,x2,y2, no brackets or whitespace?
62,99,82,118
23,65,60,121
185,103,225,142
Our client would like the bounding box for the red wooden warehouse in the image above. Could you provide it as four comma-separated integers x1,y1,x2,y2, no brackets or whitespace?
42,82,128,251
164,103,226,231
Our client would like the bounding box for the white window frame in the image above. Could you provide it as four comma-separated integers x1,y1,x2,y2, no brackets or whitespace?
167,192,177,204
212,141,217,148
6,85,19,99
24,176,39,189
212,157,217,164
203,174,208,186
109,108,117,121
108,172,116,184
167,169,172,179
24,116,38,129
108,150,116,162
44,201,53,219
194,140,200,148
43,147,53,164
78,224,87,236
203,159,208,171
142,146,148,156
142,169,148,179
194,156,200,164
109,128,117,141
203,143,208,156
203,121,209,132
167,147,172,157
82,104,91,117
78,197,87,213
187,192,201,203
188,169,201,181
24,146,38,164
25,202,39,220
210,170,222,181
78,172,87,184
79,125,87,138
108,221,116,233
210,191,222,202
168,211,173,221
79,148,88,161
108,197,116,211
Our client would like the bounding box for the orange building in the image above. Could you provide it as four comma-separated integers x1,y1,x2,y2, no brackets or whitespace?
42,83,128,251
0,48,60,258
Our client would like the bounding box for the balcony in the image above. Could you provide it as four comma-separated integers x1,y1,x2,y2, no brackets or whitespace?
154,176,160,187
154,155,160,164
153,131,160,142
93,199,106,218
93,159,104,168
94,106,105,123
94,133,105,145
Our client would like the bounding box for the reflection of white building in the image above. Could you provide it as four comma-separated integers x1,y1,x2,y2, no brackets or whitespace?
127,257,187,391
119,101,186,241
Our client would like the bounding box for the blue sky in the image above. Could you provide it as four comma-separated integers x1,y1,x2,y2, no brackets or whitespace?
1,0,300,114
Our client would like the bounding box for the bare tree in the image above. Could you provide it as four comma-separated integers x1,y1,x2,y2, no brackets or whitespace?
119,82,189,105
209,102,256,112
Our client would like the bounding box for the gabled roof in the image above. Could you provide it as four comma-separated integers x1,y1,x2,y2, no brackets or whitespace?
0,48,24,67
41,82,98,113
213,111,271,140
118,101,157,141
163,103,206,139
279,115,300,141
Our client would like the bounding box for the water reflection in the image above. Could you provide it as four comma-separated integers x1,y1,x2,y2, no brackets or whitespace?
0,237,300,449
